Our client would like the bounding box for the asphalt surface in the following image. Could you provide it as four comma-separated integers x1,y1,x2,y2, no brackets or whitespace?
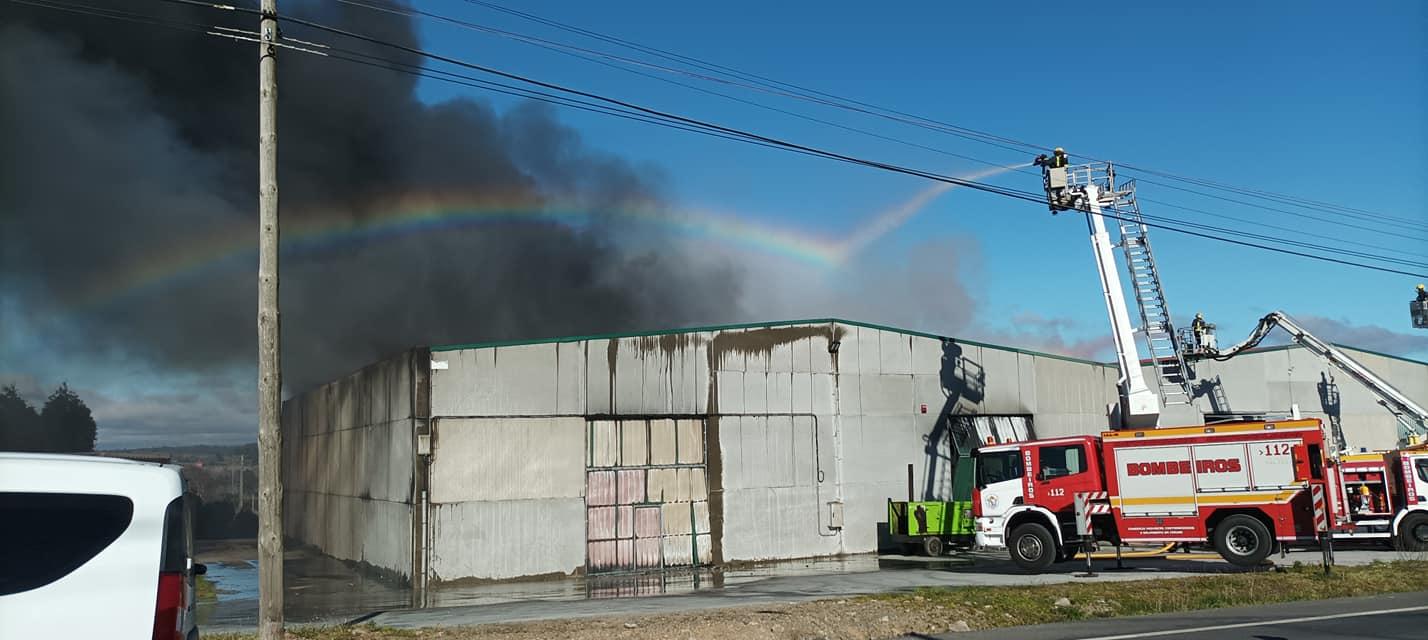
929,591,1428,640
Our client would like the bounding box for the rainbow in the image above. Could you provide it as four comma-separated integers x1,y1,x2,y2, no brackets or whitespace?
76,165,1021,308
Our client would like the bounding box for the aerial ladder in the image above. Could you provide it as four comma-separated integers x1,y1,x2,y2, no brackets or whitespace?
1039,156,1195,428
1188,311,1428,450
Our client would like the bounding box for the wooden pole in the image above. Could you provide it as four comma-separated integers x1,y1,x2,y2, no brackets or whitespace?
257,1,284,638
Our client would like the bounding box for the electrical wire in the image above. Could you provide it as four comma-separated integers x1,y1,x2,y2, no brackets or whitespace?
333,0,1016,170
42,0,1428,278
459,0,1423,230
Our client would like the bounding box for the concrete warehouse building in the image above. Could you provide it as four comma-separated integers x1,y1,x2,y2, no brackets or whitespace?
279,318,1428,600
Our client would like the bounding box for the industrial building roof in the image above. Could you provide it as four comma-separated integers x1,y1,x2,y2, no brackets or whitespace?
430,317,1111,367
430,317,1428,369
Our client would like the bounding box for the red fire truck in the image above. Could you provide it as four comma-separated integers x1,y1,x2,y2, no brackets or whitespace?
973,418,1339,571
1334,447,1428,549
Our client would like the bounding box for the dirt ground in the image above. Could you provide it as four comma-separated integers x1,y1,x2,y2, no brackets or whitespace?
221,597,985,640
415,597,982,640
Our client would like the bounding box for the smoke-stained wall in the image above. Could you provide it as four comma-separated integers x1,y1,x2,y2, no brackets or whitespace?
415,320,1121,582
280,350,420,579
280,317,1428,589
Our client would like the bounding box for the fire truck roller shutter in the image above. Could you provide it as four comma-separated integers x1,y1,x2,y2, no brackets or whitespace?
1116,445,1198,517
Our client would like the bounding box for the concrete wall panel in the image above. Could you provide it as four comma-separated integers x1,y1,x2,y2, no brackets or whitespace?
978,347,1023,413
556,341,585,415
716,371,744,414
860,374,914,416
1017,353,1039,415
879,330,913,375
769,339,795,374
791,372,812,414
612,338,645,414
743,372,770,414
281,350,416,578
640,346,671,413
429,417,585,504
793,336,814,373
585,339,612,414
429,498,585,581
910,335,942,375
430,348,497,416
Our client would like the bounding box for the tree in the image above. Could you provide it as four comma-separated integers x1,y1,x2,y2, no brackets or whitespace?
40,383,97,453
0,384,42,451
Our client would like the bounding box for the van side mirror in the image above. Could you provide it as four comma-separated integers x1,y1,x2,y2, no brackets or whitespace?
193,563,207,576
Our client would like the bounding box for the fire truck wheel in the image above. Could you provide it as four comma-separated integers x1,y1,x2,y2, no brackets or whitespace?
1213,515,1272,567
1398,513,1428,552
922,536,945,557
1008,522,1056,572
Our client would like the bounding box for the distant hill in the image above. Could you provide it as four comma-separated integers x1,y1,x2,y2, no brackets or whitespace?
101,442,257,463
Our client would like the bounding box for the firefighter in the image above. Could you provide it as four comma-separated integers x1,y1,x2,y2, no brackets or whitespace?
1035,148,1072,210
1355,484,1374,513
1034,148,1069,168
1418,283,1427,302
1191,313,1208,350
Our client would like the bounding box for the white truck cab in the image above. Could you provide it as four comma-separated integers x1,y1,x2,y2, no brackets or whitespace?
0,453,204,640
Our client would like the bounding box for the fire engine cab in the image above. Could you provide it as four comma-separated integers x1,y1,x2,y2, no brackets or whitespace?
974,419,1337,571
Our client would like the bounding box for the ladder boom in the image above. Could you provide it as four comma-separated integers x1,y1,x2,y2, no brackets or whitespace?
1082,183,1158,427
1209,311,1428,441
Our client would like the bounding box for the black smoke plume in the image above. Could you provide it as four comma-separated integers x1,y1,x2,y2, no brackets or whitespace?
0,1,742,393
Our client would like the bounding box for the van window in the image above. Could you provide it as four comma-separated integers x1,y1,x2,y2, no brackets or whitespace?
0,492,133,596
977,450,1023,487
1417,459,1428,484
1039,444,1087,480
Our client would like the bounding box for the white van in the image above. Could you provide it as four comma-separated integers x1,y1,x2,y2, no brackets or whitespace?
0,453,204,640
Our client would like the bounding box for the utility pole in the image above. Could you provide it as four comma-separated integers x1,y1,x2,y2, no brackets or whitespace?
257,1,284,639
238,454,245,512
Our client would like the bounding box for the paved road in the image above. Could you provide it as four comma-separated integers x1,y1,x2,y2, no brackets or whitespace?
930,591,1428,640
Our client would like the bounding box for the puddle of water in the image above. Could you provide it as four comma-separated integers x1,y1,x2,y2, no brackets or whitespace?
197,548,411,628
199,547,892,628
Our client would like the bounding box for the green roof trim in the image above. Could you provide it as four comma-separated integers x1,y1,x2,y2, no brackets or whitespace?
429,317,1113,367
1215,341,1428,367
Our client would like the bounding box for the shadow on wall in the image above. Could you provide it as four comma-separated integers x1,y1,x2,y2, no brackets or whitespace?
1192,375,1231,415
1317,372,1346,452
922,340,986,502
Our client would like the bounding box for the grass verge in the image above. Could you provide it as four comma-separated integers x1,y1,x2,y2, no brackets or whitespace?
196,575,218,603
204,560,1428,640
873,559,1428,627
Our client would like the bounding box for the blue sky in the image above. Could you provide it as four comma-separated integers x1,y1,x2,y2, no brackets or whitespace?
3,0,1424,449
412,0,1428,356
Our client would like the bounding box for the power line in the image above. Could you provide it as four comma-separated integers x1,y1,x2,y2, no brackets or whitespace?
1136,176,1428,238
1120,162,1428,229
334,0,1016,170
40,0,1428,278
1138,196,1428,262
253,9,1428,277
459,0,1422,230
356,0,1428,246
